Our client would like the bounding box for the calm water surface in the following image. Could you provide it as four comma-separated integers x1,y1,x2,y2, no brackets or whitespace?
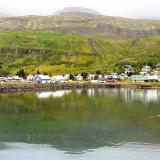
0,88,160,160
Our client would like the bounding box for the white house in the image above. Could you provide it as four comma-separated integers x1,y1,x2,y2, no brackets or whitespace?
124,65,134,74
64,74,70,81
146,74,159,82
34,75,52,83
52,75,65,82
75,74,83,81
7,76,24,82
140,65,151,75
0,77,8,82
87,74,95,81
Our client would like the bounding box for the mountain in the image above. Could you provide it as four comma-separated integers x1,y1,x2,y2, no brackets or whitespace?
0,8,160,38
0,32,160,75
55,7,101,15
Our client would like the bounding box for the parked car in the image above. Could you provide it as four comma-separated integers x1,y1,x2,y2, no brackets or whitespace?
106,79,116,83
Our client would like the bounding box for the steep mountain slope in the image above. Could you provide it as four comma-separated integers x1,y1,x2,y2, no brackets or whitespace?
0,9,160,38
0,32,160,75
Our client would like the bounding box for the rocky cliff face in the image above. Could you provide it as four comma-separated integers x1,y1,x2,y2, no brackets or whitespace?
0,11,160,38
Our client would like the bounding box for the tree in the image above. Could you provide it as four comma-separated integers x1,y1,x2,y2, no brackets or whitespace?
69,74,75,80
43,72,48,75
81,72,88,80
17,69,26,79
96,70,101,75
37,69,40,74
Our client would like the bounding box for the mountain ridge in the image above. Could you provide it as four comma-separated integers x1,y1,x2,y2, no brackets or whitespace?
0,9,160,38
55,7,101,15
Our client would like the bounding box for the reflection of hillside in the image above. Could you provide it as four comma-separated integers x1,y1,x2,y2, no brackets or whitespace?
36,90,72,98
123,89,160,103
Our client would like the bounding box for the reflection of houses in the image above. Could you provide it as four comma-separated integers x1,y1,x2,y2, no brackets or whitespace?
36,90,72,98
123,89,160,103
34,75,51,83
87,89,95,97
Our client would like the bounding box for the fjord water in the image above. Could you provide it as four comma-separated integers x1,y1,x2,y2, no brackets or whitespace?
0,88,160,160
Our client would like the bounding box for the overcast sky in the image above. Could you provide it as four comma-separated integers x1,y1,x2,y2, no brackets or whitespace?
0,0,160,18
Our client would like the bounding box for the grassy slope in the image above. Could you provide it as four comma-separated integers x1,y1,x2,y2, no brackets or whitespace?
0,32,160,75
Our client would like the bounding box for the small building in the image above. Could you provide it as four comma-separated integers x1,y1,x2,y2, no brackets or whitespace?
98,74,103,80
7,76,23,82
64,74,70,81
87,74,95,81
34,75,51,83
52,75,65,82
156,64,160,70
145,75,159,82
124,65,134,75
140,65,151,75
0,77,8,82
27,75,34,82
131,75,147,82
75,74,83,81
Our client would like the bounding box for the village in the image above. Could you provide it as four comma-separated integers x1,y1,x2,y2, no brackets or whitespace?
0,65,160,84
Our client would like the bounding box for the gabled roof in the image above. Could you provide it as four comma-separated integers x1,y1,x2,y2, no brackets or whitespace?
35,75,51,80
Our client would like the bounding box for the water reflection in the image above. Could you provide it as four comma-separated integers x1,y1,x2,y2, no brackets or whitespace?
36,90,72,98
0,88,160,159
122,89,160,103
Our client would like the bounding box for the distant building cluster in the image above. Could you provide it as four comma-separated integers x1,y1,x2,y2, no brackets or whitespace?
0,64,160,84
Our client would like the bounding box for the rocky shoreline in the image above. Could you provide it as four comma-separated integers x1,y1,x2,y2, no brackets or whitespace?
0,83,160,94
0,83,121,93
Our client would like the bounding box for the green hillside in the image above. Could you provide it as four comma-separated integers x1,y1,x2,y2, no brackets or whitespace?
0,32,160,75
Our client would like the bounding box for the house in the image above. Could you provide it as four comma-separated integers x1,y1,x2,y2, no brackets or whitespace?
64,74,70,81
7,76,24,82
98,74,103,80
140,65,151,75
87,74,95,81
156,64,160,70
124,65,134,75
52,75,65,82
153,64,160,75
27,75,34,82
75,74,83,81
34,75,51,83
131,75,147,82
0,77,8,82
145,74,159,82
